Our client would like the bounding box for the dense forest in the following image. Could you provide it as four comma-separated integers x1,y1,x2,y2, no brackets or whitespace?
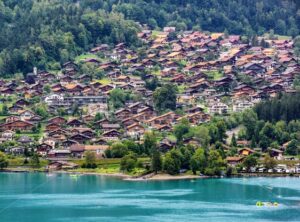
255,93,300,122
115,0,299,35
0,0,299,76
0,0,141,76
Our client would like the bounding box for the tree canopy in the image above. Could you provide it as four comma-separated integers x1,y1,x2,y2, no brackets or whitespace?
0,0,298,76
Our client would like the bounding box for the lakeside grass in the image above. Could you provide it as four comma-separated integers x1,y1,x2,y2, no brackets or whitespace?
68,167,147,176
7,156,48,167
71,157,150,176
5,157,149,177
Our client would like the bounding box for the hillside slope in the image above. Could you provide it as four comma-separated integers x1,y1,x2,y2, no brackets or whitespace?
0,0,298,76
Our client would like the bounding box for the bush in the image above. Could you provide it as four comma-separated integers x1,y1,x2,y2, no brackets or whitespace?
204,168,215,176
83,151,97,168
120,152,137,172
0,152,8,169
226,166,234,176
109,143,129,158
86,163,97,169
23,158,29,165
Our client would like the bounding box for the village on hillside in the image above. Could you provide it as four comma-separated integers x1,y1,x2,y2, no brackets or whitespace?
0,27,300,175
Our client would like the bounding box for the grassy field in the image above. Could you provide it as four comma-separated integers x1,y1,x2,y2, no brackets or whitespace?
6,156,150,176
69,166,121,174
177,84,186,93
262,33,292,40
7,156,49,167
275,35,292,40
75,53,100,63
71,158,149,175
95,78,112,85
16,128,44,141
0,115,8,120
205,70,224,80
151,30,163,38
151,69,161,76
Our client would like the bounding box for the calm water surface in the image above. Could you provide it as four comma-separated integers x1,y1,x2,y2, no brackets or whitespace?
0,173,300,222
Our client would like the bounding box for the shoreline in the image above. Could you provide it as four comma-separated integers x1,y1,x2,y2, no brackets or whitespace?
1,168,203,181
2,168,130,179
125,174,208,181
1,168,300,181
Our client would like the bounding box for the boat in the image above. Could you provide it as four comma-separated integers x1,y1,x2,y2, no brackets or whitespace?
256,201,279,207
69,174,79,179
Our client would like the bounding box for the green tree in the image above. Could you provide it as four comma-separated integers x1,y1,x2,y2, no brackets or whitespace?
294,36,300,58
143,132,157,155
110,143,129,158
163,149,183,175
263,154,276,170
94,112,104,122
151,148,162,174
242,109,258,140
109,89,129,109
1,104,8,115
286,139,299,155
145,76,160,91
191,126,210,148
153,84,177,112
120,152,137,172
243,155,257,172
0,152,8,169
35,105,49,119
205,149,226,176
174,118,190,143
231,133,237,147
84,151,97,168
123,140,142,155
31,153,40,168
216,120,227,142
190,148,206,175
163,152,179,175
259,122,277,151
43,84,51,94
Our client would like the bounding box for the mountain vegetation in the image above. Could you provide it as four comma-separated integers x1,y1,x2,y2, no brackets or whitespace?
0,0,299,76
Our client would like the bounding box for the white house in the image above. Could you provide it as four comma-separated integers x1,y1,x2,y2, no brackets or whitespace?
208,102,229,114
232,100,254,112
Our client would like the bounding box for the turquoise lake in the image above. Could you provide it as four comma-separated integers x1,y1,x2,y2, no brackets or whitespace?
0,173,300,222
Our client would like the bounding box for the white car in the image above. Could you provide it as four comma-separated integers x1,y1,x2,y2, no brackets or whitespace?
258,168,266,173
276,168,284,173
250,167,256,173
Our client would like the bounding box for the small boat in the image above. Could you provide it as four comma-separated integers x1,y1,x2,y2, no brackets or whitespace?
46,173,56,177
69,174,79,179
256,201,279,207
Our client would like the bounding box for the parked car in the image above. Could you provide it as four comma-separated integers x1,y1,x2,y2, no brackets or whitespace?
295,164,300,173
258,168,266,173
250,167,256,173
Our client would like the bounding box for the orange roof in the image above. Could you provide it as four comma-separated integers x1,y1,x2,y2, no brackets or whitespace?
226,156,244,162
84,145,109,151
64,84,77,90
211,33,223,40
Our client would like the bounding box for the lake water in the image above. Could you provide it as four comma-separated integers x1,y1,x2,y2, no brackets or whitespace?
0,173,300,222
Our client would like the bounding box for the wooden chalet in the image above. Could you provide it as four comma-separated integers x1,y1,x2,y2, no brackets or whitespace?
0,120,34,131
